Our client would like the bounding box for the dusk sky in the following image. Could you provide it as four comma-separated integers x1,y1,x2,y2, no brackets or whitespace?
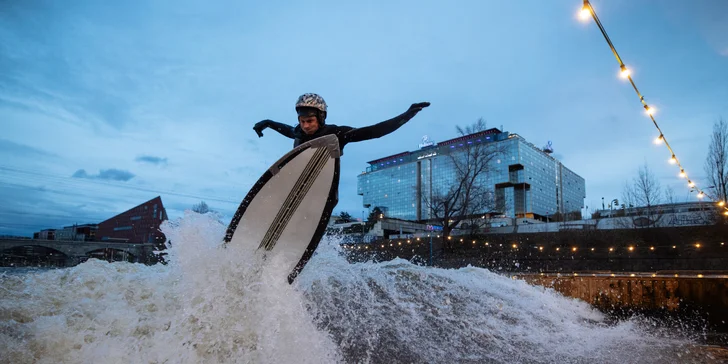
2,0,727,236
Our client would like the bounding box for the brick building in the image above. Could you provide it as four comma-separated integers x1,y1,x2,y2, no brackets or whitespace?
96,196,168,245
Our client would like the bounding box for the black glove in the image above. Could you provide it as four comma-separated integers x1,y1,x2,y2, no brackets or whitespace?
253,120,270,137
407,102,431,113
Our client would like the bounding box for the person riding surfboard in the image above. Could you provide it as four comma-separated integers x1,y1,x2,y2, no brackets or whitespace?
239,94,429,282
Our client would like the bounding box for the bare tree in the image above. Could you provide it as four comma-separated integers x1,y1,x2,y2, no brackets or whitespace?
461,187,497,235
421,118,505,251
664,185,676,205
621,163,664,228
192,201,211,214
704,118,728,202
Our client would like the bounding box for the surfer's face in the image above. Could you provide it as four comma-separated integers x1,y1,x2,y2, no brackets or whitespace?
298,115,319,135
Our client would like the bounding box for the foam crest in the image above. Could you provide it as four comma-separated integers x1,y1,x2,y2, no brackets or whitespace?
0,212,713,363
297,235,706,363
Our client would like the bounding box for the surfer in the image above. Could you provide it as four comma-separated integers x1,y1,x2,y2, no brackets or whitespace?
252,93,430,154
240,93,430,283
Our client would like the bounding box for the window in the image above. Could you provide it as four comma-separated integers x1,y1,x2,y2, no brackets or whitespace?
114,226,132,231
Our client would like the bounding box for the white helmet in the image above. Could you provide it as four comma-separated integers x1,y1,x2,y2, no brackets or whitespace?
295,93,327,124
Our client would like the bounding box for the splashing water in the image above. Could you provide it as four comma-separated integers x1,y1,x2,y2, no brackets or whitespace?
0,212,340,364
0,213,720,363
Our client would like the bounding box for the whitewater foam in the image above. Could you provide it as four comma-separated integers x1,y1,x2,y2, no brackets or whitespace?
0,212,717,363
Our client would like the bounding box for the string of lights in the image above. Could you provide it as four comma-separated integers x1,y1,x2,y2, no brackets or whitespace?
340,238,725,251
578,1,728,215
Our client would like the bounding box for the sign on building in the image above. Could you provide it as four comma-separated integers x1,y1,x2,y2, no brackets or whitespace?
419,135,436,149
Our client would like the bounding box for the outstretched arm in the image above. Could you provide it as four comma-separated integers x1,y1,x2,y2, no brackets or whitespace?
253,119,296,139
343,102,430,143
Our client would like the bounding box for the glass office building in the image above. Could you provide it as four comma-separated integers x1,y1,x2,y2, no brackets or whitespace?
357,128,586,221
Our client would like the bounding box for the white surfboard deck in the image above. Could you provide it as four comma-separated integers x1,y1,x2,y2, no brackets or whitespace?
224,134,341,283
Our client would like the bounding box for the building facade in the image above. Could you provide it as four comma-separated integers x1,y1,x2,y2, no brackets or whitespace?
53,224,98,241
96,196,168,244
357,128,586,222
33,229,56,240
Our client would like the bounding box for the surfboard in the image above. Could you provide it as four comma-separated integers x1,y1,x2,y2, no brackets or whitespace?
224,134,341,283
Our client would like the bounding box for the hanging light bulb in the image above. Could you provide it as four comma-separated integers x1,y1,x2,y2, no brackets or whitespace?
697,192,704,198
620,64,631,78
654,134,663,144
719,201,726,207
688,180,695,188
644,105,655,115
669,155,677,164
679,169,686,178
579,3,591,20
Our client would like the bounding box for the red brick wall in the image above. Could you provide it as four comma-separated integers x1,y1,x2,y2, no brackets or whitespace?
96,196,167,244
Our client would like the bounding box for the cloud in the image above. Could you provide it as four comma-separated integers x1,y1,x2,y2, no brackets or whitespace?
721,48,728,57
0,138,56,158
72,168,136,181
0,182,110,235
135,155,168,166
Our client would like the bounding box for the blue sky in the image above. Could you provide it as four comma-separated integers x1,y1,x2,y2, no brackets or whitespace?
1,0,727,236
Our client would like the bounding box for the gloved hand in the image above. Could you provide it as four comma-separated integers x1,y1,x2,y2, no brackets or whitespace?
408,102,431,113
253,120,270,137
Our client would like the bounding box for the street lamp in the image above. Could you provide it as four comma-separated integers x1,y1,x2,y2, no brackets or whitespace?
610,199,618,215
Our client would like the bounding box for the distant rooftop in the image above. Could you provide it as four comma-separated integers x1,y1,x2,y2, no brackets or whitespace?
367,128,504,165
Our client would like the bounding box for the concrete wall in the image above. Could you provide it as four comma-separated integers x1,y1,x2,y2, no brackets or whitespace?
343,225,728,272
519,274,728,333
343,236,444,266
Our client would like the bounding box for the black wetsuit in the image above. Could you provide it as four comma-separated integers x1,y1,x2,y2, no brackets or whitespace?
256,107,424,154
252,102,428,216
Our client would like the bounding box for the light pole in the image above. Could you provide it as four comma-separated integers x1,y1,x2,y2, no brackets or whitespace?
429,233,433,266
705,185,716,199
610,199,618,216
